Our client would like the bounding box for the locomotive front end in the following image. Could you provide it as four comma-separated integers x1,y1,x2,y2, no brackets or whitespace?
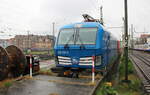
54,22,104,70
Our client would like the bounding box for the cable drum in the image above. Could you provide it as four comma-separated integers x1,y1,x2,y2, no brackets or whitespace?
6,45,27,78
0,46,9,81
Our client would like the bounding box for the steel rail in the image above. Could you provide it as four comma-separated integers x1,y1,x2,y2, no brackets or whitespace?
130,54,150,82
132,53,150,67
129,54,150,93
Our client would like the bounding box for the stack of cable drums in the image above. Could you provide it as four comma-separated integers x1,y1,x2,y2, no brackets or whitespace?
0,46,9,80
0,45,27,80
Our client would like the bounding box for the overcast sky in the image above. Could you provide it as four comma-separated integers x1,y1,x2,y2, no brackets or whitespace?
0,0,150,39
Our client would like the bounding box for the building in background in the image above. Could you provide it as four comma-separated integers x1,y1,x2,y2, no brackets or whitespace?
7,35,55,50
135,34,150,45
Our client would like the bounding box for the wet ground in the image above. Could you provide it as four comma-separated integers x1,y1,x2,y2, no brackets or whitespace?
0,75,98,95
40,60,55,69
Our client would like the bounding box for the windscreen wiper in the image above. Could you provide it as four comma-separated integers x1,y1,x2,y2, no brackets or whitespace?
76,32,85,49
64,34,74,49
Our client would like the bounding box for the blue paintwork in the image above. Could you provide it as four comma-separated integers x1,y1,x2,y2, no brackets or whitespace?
54,22,118,70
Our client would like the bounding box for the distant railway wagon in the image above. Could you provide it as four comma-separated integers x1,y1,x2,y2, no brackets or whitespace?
0,45,40,81
51,14,120,77
134,43,150,52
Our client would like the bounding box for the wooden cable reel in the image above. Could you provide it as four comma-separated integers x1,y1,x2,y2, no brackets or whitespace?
6,45,27,78
0,46,9,80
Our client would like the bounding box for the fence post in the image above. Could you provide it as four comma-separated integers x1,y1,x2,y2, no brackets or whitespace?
92,56,95,83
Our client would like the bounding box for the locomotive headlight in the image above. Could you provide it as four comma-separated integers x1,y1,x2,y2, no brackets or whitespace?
95,56,102,66
55,56,59,64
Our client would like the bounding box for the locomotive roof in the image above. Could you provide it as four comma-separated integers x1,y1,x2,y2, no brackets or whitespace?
59,22,118,41
60,22,103,29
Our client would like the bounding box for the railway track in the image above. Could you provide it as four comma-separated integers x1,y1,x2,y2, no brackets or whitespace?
129,51,150,93
133,51,150,66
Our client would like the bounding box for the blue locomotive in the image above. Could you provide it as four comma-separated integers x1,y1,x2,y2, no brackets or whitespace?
52,14,120,76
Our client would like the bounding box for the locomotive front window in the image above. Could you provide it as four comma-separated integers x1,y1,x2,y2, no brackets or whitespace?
76,28,97,44
58,29,75,45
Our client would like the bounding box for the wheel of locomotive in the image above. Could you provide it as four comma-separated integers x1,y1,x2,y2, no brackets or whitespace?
6,45,27,78
0,46,9,80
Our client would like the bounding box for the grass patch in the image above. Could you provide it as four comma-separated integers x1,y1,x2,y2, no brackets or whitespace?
115,74,142,95
4,82,12,88
96,82,118,95
24,50,54,56
0,79,14,88
96,55,143,95
30,51,48,55
119,56,134,77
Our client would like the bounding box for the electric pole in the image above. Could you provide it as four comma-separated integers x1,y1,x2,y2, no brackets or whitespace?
52,22,55,48
124,0,129,82
131,24,134,52
27,30,30,49
27,30,31,54
100,6,104,25
52,22,55,37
